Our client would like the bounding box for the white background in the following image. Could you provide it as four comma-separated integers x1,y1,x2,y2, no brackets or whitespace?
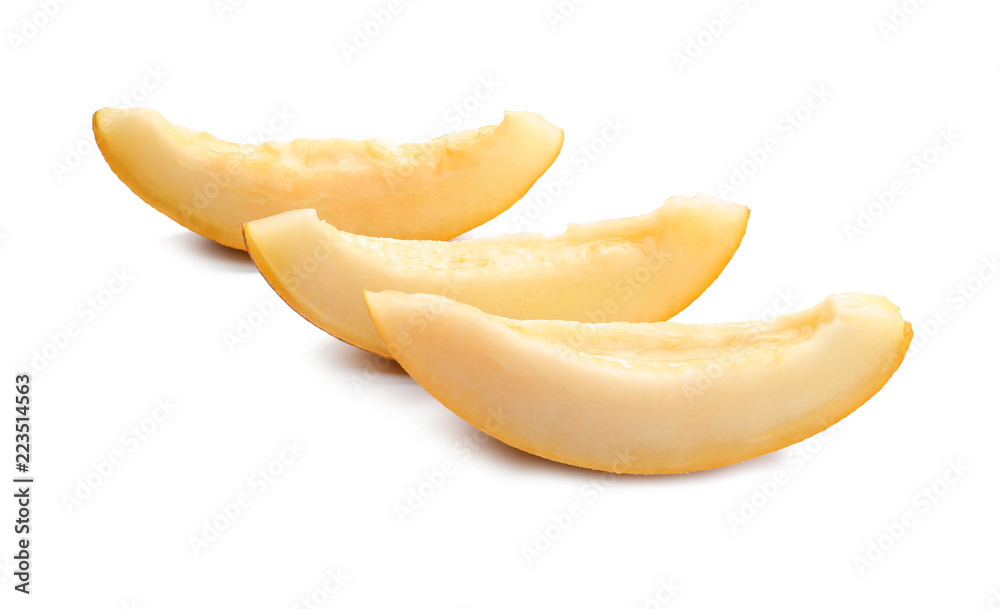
2,0,999,606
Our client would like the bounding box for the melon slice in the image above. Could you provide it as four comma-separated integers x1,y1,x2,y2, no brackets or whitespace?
365,291,911,474
93,108,563,249
243,195,750,358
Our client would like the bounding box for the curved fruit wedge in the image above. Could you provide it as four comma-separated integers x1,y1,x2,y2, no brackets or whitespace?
365,291,912,474
93,108,564,249
244,195,750,358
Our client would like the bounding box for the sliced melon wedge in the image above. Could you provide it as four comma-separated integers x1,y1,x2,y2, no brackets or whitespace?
365,291,912,474
93,108,563,249
243,195,750,358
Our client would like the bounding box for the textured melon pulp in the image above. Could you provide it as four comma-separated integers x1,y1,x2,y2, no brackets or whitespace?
365,291,912,474
94,108,564,249
243,195,750,357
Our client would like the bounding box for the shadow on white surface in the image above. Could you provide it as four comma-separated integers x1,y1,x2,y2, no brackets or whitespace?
322,341,413,380
168,231,257,273
477,430,787,482
677,449,786,482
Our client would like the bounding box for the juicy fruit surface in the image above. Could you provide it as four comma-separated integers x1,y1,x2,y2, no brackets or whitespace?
365,291,912,474
93,108,564,249
244,195,750,358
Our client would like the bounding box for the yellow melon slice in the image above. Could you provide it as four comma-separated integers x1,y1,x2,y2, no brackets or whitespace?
93,108,563,249
243,195,750,358
365,291,911,474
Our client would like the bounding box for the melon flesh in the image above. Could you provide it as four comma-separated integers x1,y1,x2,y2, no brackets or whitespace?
243,195,750,358
365,291,912,474
93,108,564,249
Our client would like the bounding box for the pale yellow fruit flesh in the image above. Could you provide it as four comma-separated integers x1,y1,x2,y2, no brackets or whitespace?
365,291,912,474
243,195,750,358
93,108,564,249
